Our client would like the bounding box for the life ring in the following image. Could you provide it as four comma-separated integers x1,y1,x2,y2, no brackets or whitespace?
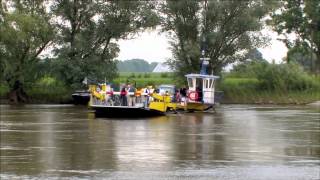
188,91,198,101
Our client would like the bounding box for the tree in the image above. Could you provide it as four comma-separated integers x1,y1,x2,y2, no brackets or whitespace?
160,0,277,82
286,43,317,72
270,0,320,73
0,1,54,103
160,0,200,83
52,0,159,87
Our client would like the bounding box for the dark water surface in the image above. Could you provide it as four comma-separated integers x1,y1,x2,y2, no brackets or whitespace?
0,104,319,179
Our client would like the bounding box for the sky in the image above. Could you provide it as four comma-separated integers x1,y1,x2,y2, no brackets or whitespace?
117,28,288,64
117,30,172,63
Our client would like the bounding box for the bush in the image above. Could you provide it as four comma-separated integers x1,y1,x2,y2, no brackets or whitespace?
0,83,9,97
27,76,72,103
230,61,320,92
256,63,320,92
143,73,151,78
160,73,168,78
130,73,136,78
228,61,268,78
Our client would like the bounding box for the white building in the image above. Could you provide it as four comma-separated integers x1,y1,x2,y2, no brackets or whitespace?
152,63,173,73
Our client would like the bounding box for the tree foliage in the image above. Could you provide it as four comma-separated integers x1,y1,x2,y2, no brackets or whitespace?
270,0,320,73
1,0,159,103
286,43,317,72
0,0,54,103
52,0,159,87
160,0,277,83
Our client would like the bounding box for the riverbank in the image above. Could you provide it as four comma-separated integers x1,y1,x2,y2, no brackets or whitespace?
221,91,320,105
218,77,320,105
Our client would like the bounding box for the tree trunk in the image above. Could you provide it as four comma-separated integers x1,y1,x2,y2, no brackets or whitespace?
8,81,29,104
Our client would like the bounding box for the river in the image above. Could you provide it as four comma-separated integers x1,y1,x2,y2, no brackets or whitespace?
0,104,319,179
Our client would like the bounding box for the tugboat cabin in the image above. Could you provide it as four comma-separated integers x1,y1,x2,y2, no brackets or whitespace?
185,74,219,105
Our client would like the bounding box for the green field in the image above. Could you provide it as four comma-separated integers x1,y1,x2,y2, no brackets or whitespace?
113,72,174,87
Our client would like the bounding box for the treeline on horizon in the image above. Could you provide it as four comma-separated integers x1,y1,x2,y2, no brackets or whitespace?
117,59,159,72
0,0,319,104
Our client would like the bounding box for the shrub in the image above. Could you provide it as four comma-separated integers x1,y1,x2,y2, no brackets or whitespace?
160,73,168,78
143,73,151,78
228,61,320,92
27,76,72,103
130,73,136,78
0,83,9,97
255,63,320,92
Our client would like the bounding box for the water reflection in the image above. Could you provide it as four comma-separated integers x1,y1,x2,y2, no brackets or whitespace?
0,105,319,179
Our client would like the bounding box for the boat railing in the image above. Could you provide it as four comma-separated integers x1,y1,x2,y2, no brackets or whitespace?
91,92,152,107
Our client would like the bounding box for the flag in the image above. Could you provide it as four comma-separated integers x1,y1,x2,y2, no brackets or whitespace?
82,77,88,85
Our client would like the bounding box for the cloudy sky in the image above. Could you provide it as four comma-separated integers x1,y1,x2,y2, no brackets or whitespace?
117,28,288,64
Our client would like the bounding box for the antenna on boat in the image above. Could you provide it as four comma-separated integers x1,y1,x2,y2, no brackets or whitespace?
200,0,209,75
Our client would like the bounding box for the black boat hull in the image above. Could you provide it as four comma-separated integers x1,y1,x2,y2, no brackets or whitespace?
72,91,90,105
91,105,165,118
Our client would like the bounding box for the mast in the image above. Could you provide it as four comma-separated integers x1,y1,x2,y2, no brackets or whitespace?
200,0,209,75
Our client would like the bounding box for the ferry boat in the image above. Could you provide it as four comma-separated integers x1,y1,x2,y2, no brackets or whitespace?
72,90,90,105
88,51,220,117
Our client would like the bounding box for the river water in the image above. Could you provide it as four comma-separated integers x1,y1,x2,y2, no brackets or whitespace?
0,104,319,179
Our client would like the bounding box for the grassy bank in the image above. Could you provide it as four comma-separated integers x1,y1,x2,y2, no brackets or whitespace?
218,78,320,104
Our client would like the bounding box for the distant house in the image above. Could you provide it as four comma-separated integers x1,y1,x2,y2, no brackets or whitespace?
152,63,173,72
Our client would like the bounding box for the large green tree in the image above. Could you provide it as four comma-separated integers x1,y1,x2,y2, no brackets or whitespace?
270,0,320,73
160,0,277,82
52,0,158,87
0,0,54,103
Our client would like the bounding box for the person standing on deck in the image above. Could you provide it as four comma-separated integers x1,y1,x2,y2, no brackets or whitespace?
135,88,142,104
120,86,127,106
144,86,151,107
127,84,136,106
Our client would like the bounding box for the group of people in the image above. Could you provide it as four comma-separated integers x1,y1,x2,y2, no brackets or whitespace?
92,83,203,107
119,84,153,107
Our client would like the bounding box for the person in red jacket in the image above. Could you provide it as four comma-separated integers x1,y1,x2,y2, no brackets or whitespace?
120,86,127,106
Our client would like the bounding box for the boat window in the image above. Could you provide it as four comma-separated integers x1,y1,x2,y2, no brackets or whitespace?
159,86,175,95
196,78,202,88
209,79,213,88
206,79,209,89
187,78,193,88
